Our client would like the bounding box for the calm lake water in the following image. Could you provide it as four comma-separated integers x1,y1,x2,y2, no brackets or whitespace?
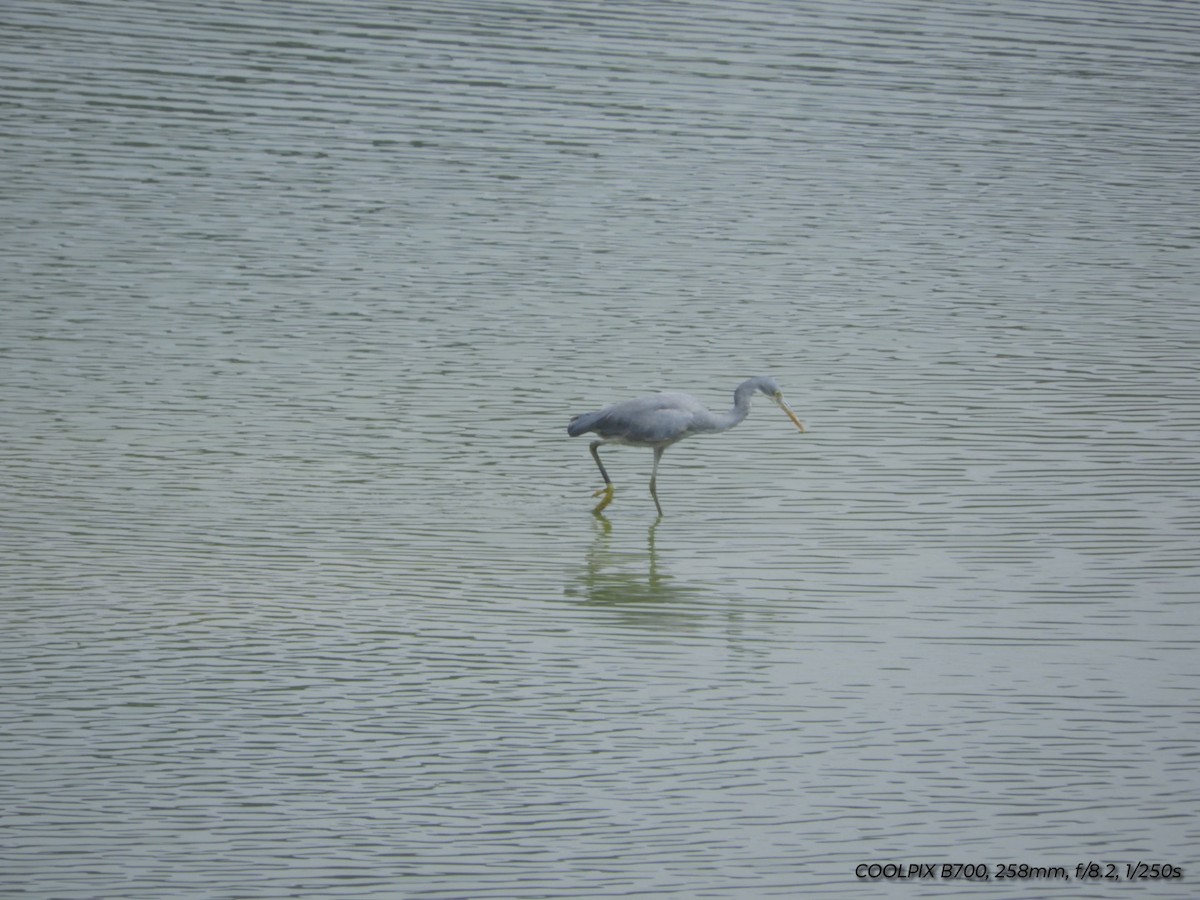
3,1,1198,897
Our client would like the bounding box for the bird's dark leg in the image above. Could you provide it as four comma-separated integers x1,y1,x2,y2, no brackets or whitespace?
649,446,665,516
590,441,614,514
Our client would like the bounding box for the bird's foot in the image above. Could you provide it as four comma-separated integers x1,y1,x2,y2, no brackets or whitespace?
591,484,614,514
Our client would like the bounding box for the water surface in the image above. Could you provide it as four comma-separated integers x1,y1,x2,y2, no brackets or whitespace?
3,1,1198,896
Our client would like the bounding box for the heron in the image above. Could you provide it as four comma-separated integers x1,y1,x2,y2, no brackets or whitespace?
567,375,806,515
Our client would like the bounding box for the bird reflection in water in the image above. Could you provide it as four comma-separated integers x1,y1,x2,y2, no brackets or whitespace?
572,514,709,614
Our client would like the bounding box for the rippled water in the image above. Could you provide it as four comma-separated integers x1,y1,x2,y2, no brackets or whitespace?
3,0,1198,896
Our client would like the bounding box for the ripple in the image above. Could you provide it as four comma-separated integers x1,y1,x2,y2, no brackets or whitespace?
4,0,1199,896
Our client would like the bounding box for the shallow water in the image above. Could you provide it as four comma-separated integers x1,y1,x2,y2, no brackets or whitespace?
3,0,1198,896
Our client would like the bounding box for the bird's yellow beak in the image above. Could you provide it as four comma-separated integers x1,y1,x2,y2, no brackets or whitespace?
773,392,806,432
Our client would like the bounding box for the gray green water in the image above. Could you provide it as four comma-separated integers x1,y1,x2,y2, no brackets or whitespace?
3,1,1198,897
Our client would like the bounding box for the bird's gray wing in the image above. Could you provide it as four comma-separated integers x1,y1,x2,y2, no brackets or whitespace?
600,393,701,443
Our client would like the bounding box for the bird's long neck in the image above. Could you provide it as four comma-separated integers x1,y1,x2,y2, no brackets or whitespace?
700,379,759,433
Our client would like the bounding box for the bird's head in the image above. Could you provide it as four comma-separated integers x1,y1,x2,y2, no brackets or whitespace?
755,376,806,432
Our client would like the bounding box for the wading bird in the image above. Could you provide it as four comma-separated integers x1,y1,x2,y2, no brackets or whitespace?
567,375,806,515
